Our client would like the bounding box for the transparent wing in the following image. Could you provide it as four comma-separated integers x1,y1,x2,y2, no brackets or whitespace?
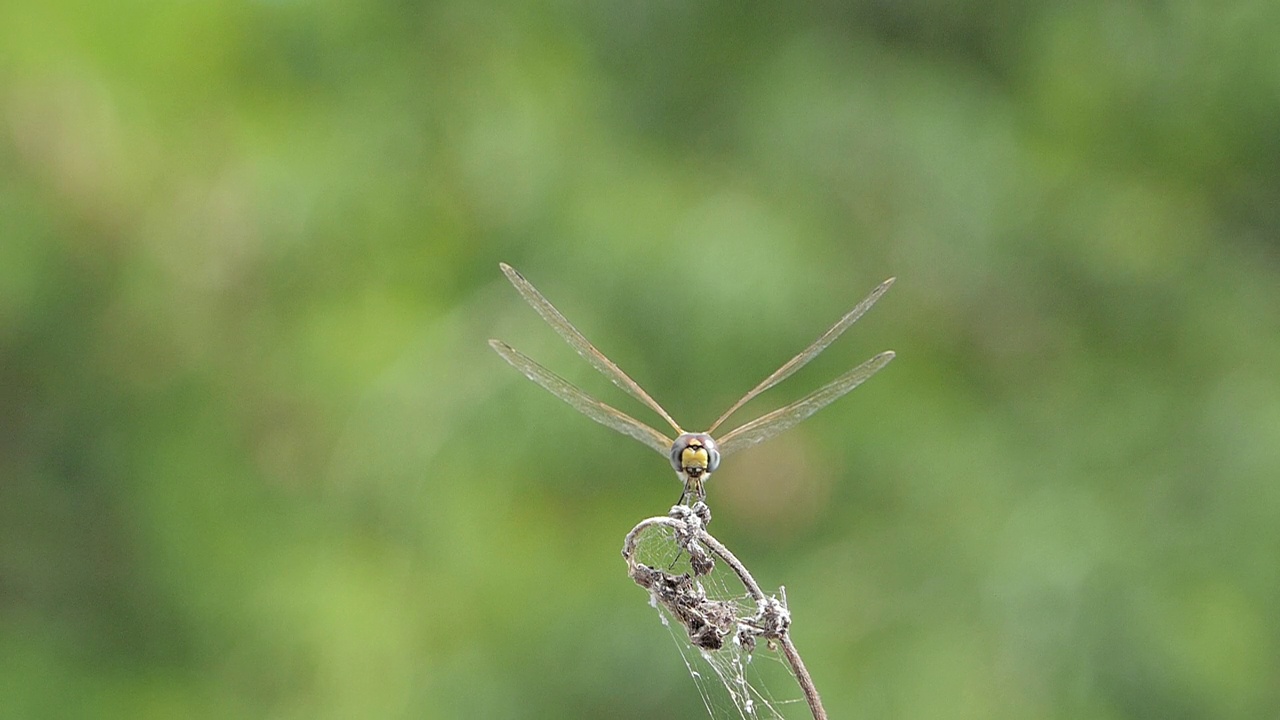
500,263,684,435
707,277,895,434
716,351,895,457
489,339,674,456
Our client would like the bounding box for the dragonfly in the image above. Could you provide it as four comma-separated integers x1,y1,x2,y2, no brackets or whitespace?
489,262,895,504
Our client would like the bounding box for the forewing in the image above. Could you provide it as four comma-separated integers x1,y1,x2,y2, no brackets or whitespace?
708,277,895,434
500,263,683,435
716,350,895,457
489,339,674,456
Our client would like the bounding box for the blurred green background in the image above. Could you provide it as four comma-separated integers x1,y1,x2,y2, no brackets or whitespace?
3,1,1279,718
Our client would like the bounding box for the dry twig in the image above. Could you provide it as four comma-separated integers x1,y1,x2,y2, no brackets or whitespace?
622,504,827,720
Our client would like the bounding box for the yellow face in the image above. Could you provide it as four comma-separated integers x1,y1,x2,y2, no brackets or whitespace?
681,441,711,473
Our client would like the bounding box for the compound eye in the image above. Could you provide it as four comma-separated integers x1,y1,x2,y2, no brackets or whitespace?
706,444,721,473
670,434,693,472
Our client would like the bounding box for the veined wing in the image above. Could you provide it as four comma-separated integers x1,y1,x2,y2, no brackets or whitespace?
500,263,684,435
716,351,895,457
489,339,674,456
707,277,895,434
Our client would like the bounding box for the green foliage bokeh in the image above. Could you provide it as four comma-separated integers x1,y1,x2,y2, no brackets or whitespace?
3,1,1279,718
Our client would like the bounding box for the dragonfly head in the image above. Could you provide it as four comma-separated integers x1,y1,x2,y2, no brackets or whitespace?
670,433,721,500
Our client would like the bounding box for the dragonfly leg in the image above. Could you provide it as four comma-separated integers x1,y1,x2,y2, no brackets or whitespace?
676,475,707,507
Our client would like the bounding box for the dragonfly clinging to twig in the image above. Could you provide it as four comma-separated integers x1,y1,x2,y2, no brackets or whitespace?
489,263,895,504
